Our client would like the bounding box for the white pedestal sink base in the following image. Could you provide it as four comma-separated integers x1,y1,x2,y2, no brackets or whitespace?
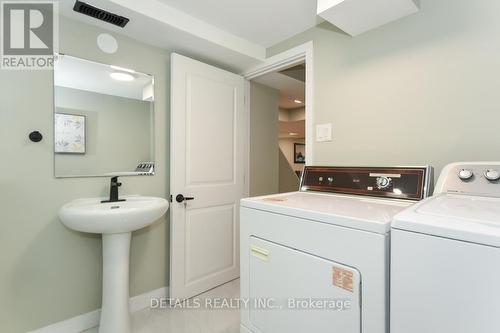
58,196,169,333
99,232,132,333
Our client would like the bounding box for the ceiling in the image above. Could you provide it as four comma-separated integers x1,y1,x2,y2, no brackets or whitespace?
54,54,153,100
59,0,265,73
157,0,321,47
59,0,323,73
279,120,305,139
253,67,305,109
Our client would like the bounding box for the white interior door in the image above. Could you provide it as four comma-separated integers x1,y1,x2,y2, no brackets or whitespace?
170,53,245,300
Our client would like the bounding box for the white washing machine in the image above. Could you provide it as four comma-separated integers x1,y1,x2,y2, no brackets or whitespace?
240,166,433,333
391,162,500,333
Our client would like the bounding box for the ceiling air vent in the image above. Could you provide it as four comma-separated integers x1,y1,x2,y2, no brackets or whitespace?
73,1,130,28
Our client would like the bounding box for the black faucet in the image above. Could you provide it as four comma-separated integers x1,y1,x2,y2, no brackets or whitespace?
101,176,126,203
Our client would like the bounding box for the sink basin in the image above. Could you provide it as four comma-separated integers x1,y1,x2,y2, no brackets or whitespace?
59,196,169,234
58,195,168,333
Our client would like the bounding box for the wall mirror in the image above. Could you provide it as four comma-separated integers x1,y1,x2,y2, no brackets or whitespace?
53,54,155,178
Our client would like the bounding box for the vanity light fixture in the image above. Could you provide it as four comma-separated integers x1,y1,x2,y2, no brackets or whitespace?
289,132,299,136
294,99,303,104
110,71,135,82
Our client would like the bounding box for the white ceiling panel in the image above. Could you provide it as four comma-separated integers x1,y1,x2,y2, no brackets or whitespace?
157,0,321,47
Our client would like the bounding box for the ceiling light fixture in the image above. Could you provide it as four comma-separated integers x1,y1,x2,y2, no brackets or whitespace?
294,99,303,104
110,71,135,82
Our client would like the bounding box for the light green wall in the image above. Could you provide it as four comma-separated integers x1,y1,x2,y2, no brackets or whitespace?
55,87,153,176
0,17,170,332
269,0,500,177
249,81,279,196
279,138,306,172
279,149,300,193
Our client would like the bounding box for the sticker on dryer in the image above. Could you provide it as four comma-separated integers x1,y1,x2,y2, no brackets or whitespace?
332,266,354,292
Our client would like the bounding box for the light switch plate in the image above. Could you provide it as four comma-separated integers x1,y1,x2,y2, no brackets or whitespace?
316,123,332,142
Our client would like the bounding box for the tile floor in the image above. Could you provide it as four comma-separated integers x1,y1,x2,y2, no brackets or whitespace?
84,279,240,333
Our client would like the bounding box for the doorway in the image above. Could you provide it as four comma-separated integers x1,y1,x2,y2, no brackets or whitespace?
243,41,313,197
249,62,306,195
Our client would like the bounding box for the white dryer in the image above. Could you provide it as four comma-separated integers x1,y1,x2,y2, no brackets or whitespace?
391,162,500,333
240,166,433,333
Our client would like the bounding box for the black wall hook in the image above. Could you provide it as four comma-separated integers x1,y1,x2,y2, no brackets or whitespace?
29,131,43,142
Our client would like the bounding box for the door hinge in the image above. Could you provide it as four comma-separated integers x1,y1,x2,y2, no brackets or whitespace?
169,195,173,202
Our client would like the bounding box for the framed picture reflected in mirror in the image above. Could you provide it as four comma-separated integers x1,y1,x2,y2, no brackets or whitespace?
54,113,86,154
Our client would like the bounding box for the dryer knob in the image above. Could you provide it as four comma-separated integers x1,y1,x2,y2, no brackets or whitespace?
376,176,392,190
484,169,500,182
458,169,473,180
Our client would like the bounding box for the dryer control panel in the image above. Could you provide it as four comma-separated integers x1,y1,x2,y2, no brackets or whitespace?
434,162,500,197
300,166,433,201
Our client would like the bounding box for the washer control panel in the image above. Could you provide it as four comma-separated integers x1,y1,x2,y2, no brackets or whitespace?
300,166,433,201
435,162,500,196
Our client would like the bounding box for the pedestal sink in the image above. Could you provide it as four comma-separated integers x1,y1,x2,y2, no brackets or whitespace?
58,196,169,333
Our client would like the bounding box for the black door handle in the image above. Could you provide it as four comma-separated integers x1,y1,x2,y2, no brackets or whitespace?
176,194,194,203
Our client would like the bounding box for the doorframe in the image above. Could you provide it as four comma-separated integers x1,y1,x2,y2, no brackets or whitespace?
241,41,314,196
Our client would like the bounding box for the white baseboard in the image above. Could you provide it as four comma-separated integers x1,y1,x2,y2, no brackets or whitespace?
30,287,168,333
129,286,168,313
29,309,102,333
240,324,252,333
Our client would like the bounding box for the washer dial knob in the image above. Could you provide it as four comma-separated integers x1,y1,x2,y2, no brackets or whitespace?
484,169,500,181
458,169,473,180
376,176,392,190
